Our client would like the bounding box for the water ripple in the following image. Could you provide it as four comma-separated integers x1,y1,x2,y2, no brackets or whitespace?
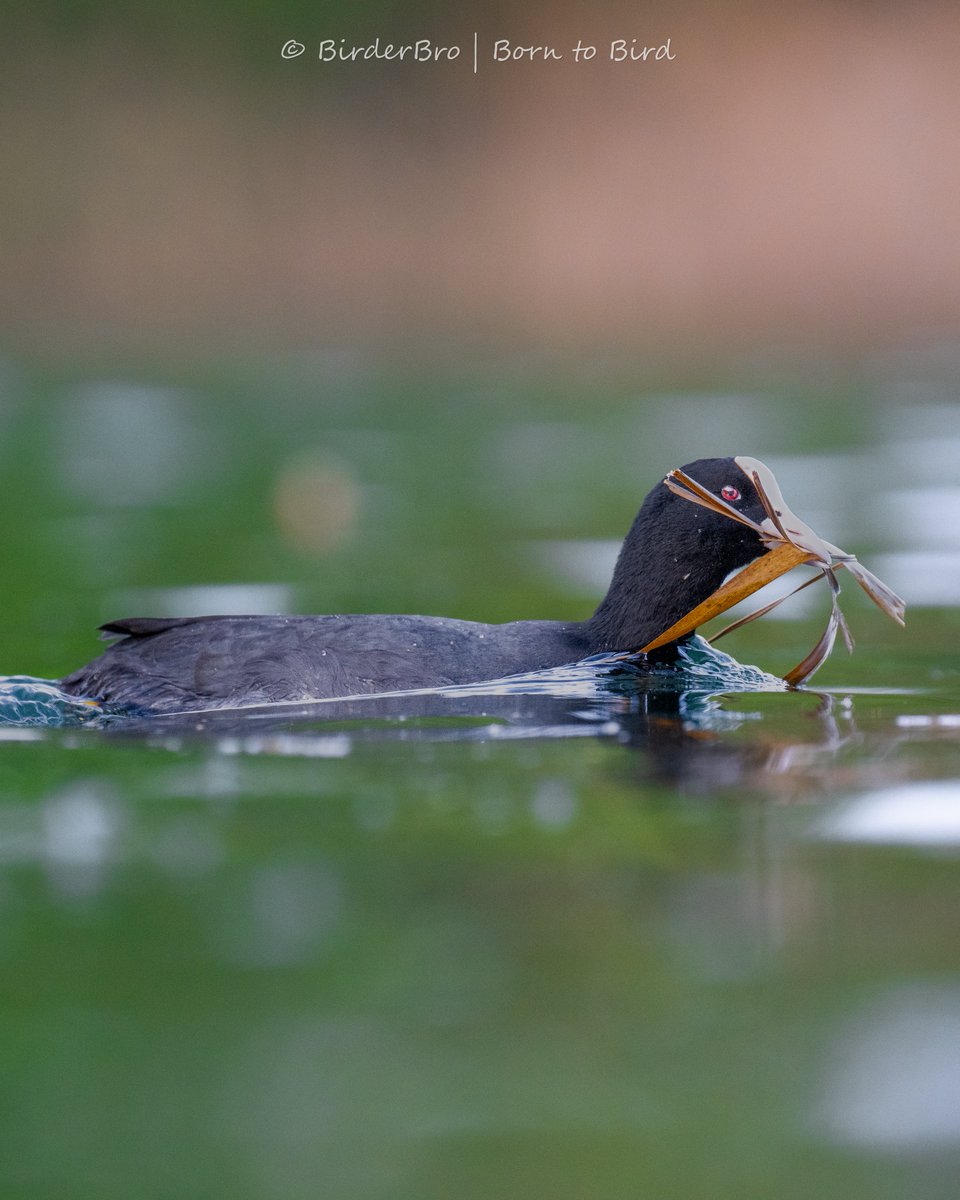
0,637,783,732
0,676,115,728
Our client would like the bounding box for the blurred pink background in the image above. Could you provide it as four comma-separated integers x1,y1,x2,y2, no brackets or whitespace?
3,1,959,362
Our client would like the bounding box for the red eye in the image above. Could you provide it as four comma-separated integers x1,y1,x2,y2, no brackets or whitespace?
721,485,740,502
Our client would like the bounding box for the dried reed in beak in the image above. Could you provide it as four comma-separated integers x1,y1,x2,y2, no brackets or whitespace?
640,457,905,685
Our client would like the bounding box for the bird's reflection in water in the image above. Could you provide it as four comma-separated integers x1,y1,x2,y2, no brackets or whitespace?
103,662,851,794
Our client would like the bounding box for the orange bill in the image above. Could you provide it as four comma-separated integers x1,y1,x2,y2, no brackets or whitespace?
639,541,814,653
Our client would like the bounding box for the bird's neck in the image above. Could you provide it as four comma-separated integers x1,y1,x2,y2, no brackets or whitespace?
582,504,747,653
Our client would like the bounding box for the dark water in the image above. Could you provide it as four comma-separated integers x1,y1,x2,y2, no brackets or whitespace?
1,364,959,1199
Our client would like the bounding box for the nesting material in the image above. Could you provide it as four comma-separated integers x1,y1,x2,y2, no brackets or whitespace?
641,456,905,686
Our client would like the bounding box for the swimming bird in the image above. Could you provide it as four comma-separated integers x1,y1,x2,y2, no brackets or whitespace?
56,457,853,713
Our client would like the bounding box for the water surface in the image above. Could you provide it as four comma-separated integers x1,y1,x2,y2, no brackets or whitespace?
1,363,958,1199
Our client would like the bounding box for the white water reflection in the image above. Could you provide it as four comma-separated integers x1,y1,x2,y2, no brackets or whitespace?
872,552,960,607
42,783,122,899
215,733,352,759
881,434,960,483
896,713,960,729
107,583,296,617
876,486,960,549
57,381,213,506
816,780,960,848
816,984,960,1151
530,778,577,830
